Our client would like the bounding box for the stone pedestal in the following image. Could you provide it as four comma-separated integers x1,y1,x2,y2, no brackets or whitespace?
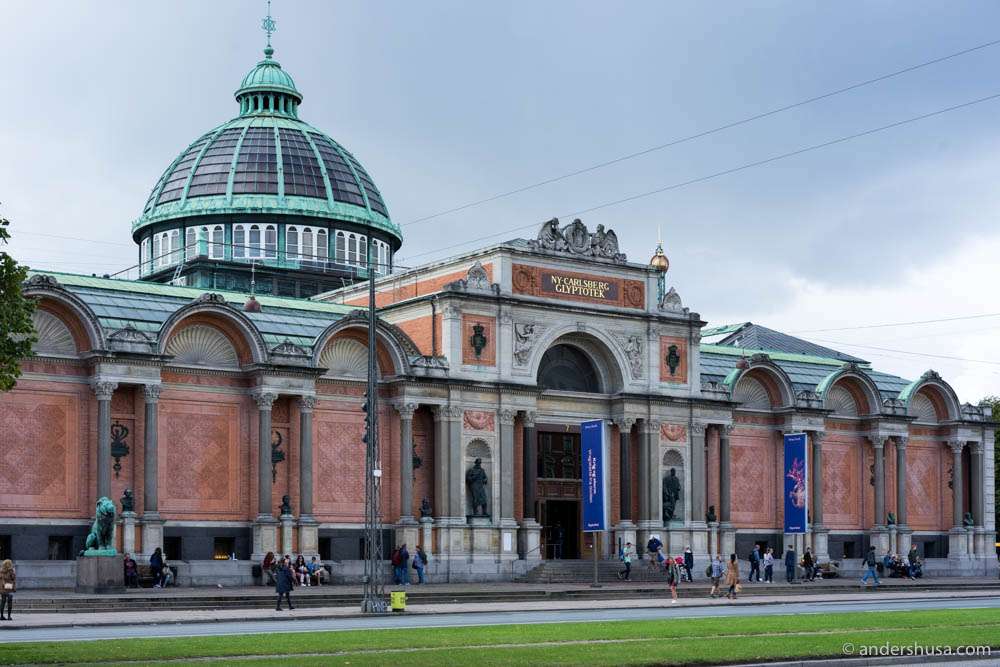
499,519,518,562
280,514,295,556
613,521,637,559
76,555,124,594
396,517,420,553
888,526,898,555
298,516,319,560
688,521,709,559
948,527,967,559
707,521,719,557
812,527,829,563
966,528,975,558
720,523,736,558
896,527,912,556
667,522,686,555
519,519,542,562
120,512,138,556
139,515,164,561
974,528,988,558
419,517,434,555
469,516,494,562
871,526,889,555
252,516,279,561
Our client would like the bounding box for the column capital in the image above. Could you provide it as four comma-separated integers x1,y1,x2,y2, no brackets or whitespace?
641,418,661,434
498,408,517,426
613,416,637,431
895,435,909,450
142,384,162,402
436,405,463,421
870,436,887,450
394,401,417,419
297,395,317,413
970,440,984,454
809,430,826,446
948,439,966,454
717,423,735,437
253,390,277,410
91,380,117,400
521,410,537,428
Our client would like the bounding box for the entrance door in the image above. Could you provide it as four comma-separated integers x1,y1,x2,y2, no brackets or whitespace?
536,431,582,559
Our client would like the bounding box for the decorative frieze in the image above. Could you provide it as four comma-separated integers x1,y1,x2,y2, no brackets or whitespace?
463,410,495,432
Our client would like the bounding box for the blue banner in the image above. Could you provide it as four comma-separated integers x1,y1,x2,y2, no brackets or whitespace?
783,433,809,534
580,419,609,532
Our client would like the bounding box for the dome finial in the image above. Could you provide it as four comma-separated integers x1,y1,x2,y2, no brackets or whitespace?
649,225,669,273
261,0,277,57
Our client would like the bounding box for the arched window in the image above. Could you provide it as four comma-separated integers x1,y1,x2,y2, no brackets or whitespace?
264,224,277,258
185,227,196,258
537,344,600,393
335,231,346,264
152,234,161,269
302,227,313,261
169,229,180,265
317,228,328,263
348,233,358,264
233,224,246,258
209,225,224,259
359,234,368,267
248,225,261,258
286,226,299,259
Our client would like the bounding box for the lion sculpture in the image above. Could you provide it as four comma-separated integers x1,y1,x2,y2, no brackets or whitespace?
83,496,117,555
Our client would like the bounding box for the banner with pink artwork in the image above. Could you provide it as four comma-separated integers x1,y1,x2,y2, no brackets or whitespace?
783,432,809,533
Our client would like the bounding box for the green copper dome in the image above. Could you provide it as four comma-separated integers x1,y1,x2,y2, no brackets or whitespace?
132,48,400,248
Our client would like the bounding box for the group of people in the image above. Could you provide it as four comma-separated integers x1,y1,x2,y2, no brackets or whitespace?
747,544,820,583
262,552,329,589
122,548,173,588
390,543,430,585
879,546,923,580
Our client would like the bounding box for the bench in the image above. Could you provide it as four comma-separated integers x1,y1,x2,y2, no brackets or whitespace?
133,564,177,587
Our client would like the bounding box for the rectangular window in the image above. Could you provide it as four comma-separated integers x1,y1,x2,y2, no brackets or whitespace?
213,537,235,560
47,536,73,560
211,226,224,259
264,225,277,259
233,226,246,258
164,536,183,561
0,535,10,560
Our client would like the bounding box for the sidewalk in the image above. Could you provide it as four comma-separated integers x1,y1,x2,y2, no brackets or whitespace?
2,589,998,631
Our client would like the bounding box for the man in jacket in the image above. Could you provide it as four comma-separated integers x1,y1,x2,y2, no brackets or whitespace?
784,546,796,583
709,555,725,598
861,545,880,588
683,546,694,582
907,545,920,579
618,541,635,581
748,544,761,582
275,558,294,611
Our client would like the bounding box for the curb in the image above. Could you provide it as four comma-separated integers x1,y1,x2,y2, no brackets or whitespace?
2,591,997,632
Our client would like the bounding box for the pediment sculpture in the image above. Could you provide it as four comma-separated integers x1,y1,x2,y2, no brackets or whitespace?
529,218,626,263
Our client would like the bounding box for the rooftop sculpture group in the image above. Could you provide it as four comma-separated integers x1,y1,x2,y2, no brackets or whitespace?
529,218,627,263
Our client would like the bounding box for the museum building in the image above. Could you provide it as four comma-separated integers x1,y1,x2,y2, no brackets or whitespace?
0,42,995,586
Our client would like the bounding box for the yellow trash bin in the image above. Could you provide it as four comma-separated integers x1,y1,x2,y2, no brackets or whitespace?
390,590,406,612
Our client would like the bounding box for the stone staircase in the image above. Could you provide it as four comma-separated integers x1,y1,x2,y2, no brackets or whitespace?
519,558,670,584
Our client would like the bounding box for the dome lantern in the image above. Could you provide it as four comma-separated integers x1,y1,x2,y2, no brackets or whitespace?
234,46,303,118
649,241,669,273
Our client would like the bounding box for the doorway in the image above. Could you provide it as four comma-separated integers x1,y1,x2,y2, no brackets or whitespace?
536,430,582,559
541,499,580,559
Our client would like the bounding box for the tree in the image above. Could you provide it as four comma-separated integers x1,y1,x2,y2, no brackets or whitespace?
0,206,35,391
980,396,1000,523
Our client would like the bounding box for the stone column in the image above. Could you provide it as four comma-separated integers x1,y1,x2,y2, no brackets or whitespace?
519,411,541,562
809,431,829,562
396,403,417,523
895,436,912,554
432,407,448,521
252,391,278,560
446,407,464,521
718,425,735,557
948,439,967,558
689,423,709,558
498,408,517,560
870,437,889,554
92,380,117,502
971,441,986,558
140,384,164,559
637,420,650,528
297,396,318,559
613,417,637,554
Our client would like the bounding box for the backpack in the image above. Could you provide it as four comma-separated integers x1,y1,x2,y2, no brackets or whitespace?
705,564,713,577
391,549,401,566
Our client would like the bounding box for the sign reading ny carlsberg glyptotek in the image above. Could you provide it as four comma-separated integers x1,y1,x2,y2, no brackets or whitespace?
580,419,609,532
540,271,619,302
783,432,809,534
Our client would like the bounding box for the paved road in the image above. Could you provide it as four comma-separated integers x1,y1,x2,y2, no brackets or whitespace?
4,594,999,643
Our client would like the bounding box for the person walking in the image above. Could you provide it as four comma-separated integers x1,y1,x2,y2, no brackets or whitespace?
646,535,663,571
0,559,15,620
802,548,815,582
149,547,165,589
397,544,410,586
618,541,635,581
724,553,740,600
275,557,294,610
762,547,775,583
412,546,428,585
709,554,725,598
861,545,880,589
748,544,761,582
784,545,796,583
683,546,694,583
262,551,276,585
665,553,680,603
907,545,920,580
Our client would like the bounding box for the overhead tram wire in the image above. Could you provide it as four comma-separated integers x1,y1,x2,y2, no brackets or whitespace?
397,90,1000,265
399,37,1000,229
808,338,1000,367
787,312,1000,333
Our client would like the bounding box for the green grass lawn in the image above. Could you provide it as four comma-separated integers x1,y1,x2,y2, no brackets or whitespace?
3,608,998,666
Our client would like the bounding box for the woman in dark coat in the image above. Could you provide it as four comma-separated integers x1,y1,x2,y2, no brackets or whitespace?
275,558,295,611
149,548,164,588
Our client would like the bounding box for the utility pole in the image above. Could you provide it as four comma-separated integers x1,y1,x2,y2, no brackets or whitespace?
361,239,386,613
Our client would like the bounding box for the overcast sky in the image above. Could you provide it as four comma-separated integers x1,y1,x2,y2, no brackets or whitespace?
3,1,1000,401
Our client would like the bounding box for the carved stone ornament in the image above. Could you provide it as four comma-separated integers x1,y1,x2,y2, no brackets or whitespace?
280,494,292,516
108,323,153,344
110,421,130,478
659,286,684,312
271,430,285,483
445,260,499,294
419,497,433,518
616,333,644,379
513,322,543,367
271,339,309,358
92,381,117,400
24,274,61,289
666,344,681,376
463,410,495,432
195,292,230,306
470,323,488,358
143,384,162,402
498,408,516,426
528,217,626,263
120,488,135,513
660,423,686,443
